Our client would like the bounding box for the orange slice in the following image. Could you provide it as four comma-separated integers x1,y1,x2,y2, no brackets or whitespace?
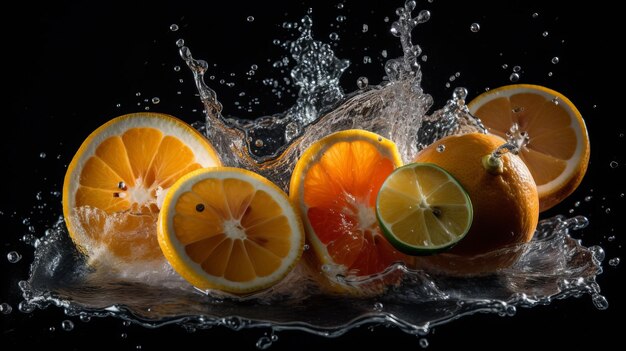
157,167,304,294
289,129,412,283
468,84,590,211
63,112,221,262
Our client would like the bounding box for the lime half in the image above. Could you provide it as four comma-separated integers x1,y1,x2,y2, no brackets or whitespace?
376,163,473,255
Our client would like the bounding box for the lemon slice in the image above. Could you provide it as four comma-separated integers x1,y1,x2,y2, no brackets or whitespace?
376,163,473,255
63,112,221,261
468,84,589,211
158,167,305,294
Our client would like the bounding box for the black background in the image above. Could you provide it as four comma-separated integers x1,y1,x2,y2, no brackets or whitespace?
2,0,623,349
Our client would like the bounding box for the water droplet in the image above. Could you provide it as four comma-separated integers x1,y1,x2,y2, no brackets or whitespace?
336,3,344,9
437,144,446,153
421,55,428,62
605,208,611,214
589,245,605,262
419,338,429,348
18,301,35,313
453,87,467,100
7,251,21,263
195,203,205,212
548,72,553,77
169,24,179,32
303,244,310,250
381,50,388,58
574,201,581,207
384,16,390,23
136,345,142,350
592,294,609,310
0,303,12,314
329,32,339,41
532,12,539,19
61,320,74,331
551,56,559,64
610,161,618,168
176,39,185,47
122,320,131,327
174,65,181,72
79,314,91,322
513,65,521,72
551,97,559,105
254,139,264,148
247,16,255,22
509,73,520,82
585,196,592,202
336,15,346,23
608,235,616,242
362,24,369,33
363,56,372,64
256,336,273,350
121,333,128,339
135,92,142,97
609,257,620,266
151,97,160,104
49,326,56,332
502,64,508,69
542,31,549,37
272,39,280,45
39,152,46,159
373,302,384,311
568,209,574,214
357,77,369,89
445,82,451,88
470,23,480,32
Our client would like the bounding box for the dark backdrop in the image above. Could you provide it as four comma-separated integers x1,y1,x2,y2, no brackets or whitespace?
2,1,623,349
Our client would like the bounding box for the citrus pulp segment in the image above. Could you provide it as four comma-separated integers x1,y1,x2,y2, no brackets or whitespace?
468,84,589,211
63,112,221,261
376,163,473,255
158,167,305,294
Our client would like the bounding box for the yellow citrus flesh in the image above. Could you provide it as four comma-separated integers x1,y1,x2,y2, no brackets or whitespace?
158,167,304,294
376,163,473,255
468,84,589,211
414,133,539,274
289,129,412,289
63,112,221,261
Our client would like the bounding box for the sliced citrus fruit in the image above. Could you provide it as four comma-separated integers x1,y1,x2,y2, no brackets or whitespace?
157,167,304,294
63,112,221,262
289,129,411,281
468,84,590,211
376,163,473,255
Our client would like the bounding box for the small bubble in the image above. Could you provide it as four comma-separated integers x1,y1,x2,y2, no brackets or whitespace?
357,77,369,89
136,346,142,350
0,303,12,314
122,320,131,327
551,97,559,105
568,209,574,214
542,31,549,37
605,208,611,214
592,294,609,310
18,301,35,313
61,320,74,331
135,92,141,97
513,65,521,72
373,302,384,311
303,244,310,250
509,73,520,82
502,64,508,69
116,103,121,108
247,16,255,22
610,161,618,168
609,257,620,266
121,333,128,339
169,24,179,31
255,139,264,148
7,251,21,263
174,65,181,72
195,204,205,212
608,235,616,242
384,16,389,23
337,3,344,9
532,12,539,18
362,24,369,33
589,245,605,262
49,326,56,332
381,49,388,58
272,39,280,45
419,338,429,348
256,336,273,350
551,57,560,64
39,152,46,159
585,196,592,202
548,72,553,77
363,56,372,64
336,15,346,23
437,144,446,153
445,82,451,88
79,314,91,322
176,39,185,47
329,32,340,41
574,201,581,207
421,55,428,62
151,97,160,104
470,23,480,32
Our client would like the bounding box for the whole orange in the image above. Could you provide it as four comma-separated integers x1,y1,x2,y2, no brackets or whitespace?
413,132,539,274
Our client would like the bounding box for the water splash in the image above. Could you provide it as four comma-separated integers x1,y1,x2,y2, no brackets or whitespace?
18,0,606,345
